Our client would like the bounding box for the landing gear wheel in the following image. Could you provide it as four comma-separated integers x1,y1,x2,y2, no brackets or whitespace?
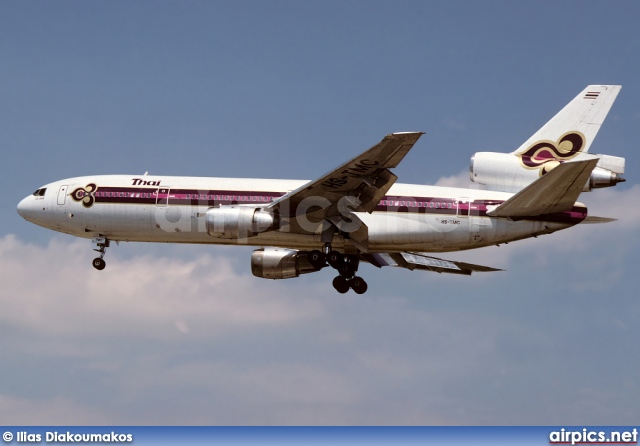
339,262,356,277
92,257,106,271
327,250,344,269
309,250,326,270
350,276,368,294
332,276,350,294
91,237,110,270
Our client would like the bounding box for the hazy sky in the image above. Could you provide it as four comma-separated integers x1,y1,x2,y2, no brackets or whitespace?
2,1,639,424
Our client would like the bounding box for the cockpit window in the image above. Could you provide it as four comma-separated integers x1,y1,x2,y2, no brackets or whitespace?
32,188,47,197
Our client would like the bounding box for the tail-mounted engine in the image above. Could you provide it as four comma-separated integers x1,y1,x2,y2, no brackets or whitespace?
470,152,625,192
251,247,321,279
206,206,276,239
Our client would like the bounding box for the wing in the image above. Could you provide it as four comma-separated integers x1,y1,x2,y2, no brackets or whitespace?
363,252,502,275
267,132,423,219
266,132,423,252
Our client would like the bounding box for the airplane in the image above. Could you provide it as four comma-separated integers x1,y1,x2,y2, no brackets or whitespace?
17,85,626,294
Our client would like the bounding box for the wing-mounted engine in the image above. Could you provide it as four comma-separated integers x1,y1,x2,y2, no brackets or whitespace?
206,206,277,239
251,247,322,279
470,152,625,192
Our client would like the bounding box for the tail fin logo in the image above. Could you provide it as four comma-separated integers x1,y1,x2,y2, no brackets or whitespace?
517,131,586,176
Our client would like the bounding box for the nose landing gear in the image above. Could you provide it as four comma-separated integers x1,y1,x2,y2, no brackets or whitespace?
313,244,368,294
92,237,110,271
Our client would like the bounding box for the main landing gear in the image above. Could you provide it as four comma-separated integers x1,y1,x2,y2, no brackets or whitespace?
92,237,110,271
309,244,368,294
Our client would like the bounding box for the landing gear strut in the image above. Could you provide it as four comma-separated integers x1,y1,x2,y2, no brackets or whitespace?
92,237,110,271
314,242,368,294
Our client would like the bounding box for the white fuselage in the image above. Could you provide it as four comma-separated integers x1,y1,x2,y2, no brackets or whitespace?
17,174,587,253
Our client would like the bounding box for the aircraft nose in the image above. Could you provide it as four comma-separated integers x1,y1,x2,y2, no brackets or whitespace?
17,196,36,221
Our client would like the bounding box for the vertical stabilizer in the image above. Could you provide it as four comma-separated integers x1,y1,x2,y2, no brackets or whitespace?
470,85,625,192
512,85,621,155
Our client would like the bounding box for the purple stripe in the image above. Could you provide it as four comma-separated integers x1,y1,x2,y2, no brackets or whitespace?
81,187,588,224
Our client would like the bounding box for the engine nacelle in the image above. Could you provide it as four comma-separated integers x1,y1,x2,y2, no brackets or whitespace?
470,152,625,192
251,247,320,279
206,206,275,239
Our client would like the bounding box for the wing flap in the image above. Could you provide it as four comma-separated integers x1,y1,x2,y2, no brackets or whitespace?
368,252,502,275
487,158,599,218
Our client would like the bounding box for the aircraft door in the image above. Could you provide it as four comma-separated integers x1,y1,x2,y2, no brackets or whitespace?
469,200,481,234
456,197,470,217
155,187,171,206
57,185,68,205
469,199,488,244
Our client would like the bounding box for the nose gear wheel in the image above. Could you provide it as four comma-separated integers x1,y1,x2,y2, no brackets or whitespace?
92,237,110,271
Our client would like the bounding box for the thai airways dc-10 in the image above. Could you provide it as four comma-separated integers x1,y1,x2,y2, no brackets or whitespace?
17,85,626,294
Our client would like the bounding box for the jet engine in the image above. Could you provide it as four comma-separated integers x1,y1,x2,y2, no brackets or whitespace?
206,206,276,239
470,152,625,192
251,247,321,279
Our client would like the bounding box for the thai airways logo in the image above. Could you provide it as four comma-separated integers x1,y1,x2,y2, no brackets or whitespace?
71,183,98,208
517,131,586,176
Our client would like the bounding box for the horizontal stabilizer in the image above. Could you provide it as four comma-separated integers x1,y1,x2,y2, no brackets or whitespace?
581,216,617,224
487,158,599,218
365,252,502,275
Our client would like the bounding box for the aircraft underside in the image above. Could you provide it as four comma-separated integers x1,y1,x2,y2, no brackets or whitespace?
22,191,584,294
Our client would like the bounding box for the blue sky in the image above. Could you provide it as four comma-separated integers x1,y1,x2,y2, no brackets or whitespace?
2,1,640,424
